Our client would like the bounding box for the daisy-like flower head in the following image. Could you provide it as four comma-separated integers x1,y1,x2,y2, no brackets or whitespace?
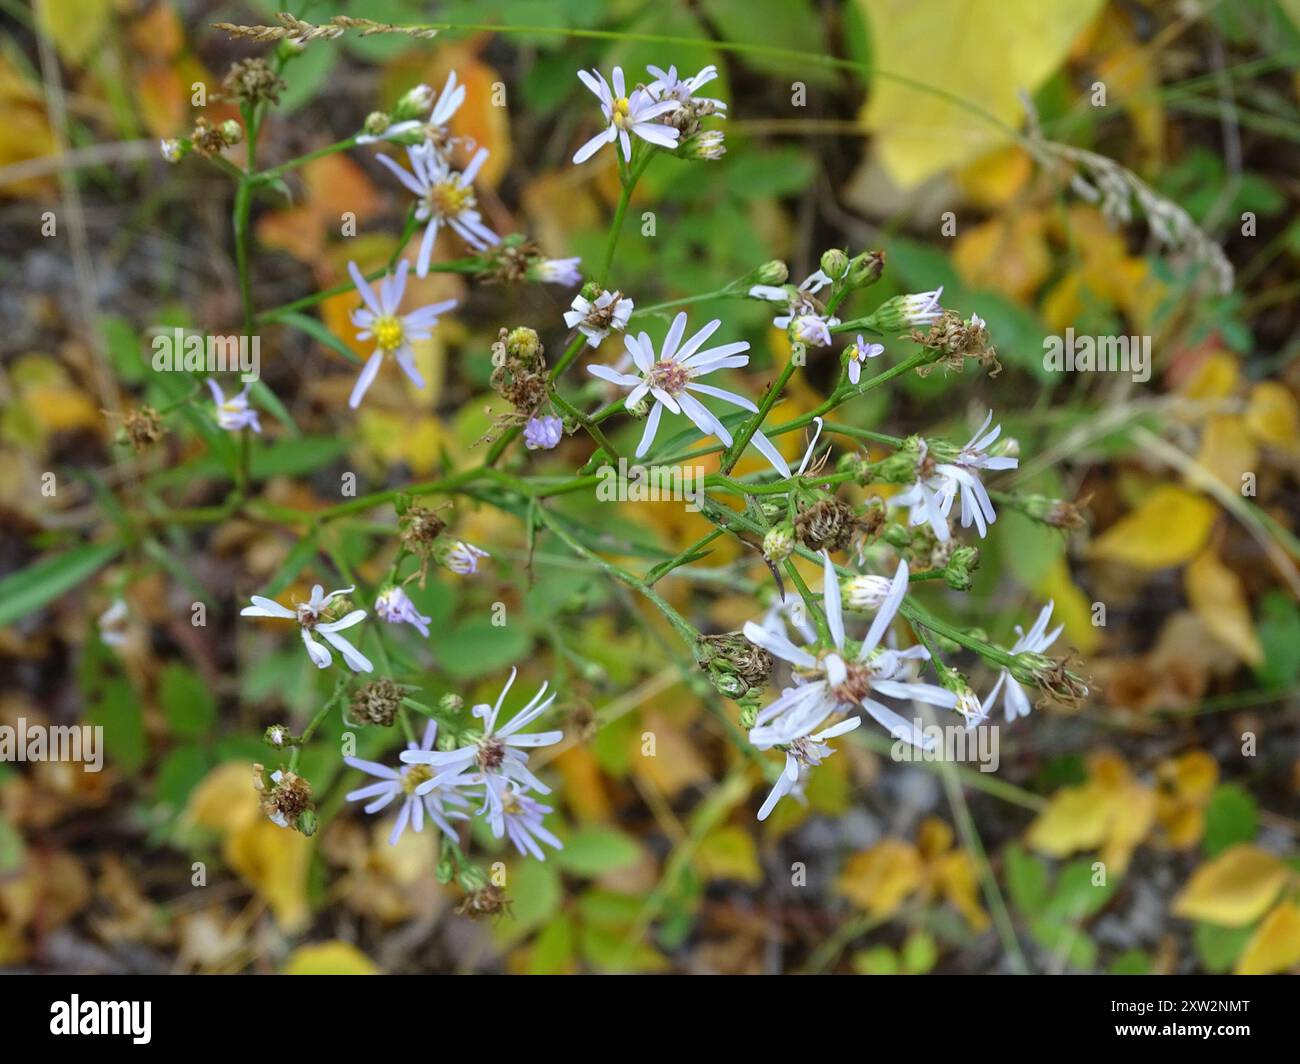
206,378,261,433
755,270,839,345
529,257,582,287
788,313,837,348
901,287,945,328
377,144,499,274
479,774,564,861
343,720,470,846
564,289,634,347
240,584,373,673
375,585,432,638
985,601,1063,722
160,138,184,163
360,70,469,149
743,553,956,753
346,259,457,409
646,64,727,114
444,540,489,576
845,334,885,385
756,717,861,821
401,667,563,804
573,66,680,164
523,414,564,450
586,311,792,476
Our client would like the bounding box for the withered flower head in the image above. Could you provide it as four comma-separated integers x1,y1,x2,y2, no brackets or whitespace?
794,497,859,553
456,883,512,919
349,677,403,726
222,58,286,108
122,405,164,452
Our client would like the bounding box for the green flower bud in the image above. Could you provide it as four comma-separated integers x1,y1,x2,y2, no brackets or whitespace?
763,522,796,562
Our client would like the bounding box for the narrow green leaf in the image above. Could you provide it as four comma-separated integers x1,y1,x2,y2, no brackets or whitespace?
0,542,122,628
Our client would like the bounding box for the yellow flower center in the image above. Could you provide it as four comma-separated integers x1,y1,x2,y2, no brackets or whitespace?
431,180,472,217
402,764,432,796
612,97,632,129
373,314,405,351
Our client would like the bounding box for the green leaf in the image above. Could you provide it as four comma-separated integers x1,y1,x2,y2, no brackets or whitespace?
493,859,561,945
527,913,577,975
1004,843,1050,917
1045,859,1118,920
1202,784,1258,858
263,533,321,598
1254,590,1300,690
0,816,25,875
1193,920,1254,973
158,663,217,740
153,744,213,813
85,676,145,774
900,929,938,974
270,311,362,364
436,621,534,681
0,542,122,629
852,946,900,975
556,826,642,878
1109,949,1151,975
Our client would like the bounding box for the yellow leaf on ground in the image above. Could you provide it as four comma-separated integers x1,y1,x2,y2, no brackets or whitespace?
1178,350,1240,400
955,145,1032,209
694,825,763,885
1195,415,1258,493
1184,548,1264,666
37,0,112,66
1244,381,1300,454
1036,555,1101,655
282,940,380,975
857,0,1105,188
1236,903,1300,975
837,839,923,918
1089,485,1217,570
1172,844,1289,927
952,211,1051,303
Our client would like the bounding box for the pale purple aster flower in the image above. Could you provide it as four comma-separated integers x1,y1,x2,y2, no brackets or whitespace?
240,584,373,673
788,313,837,348
901,286,945,327
530,257,582,286
401,668,562,799
573,66,680,164
984,602,1063,722
743,553,956,751
845,334,885,385
523,415,564,450
646,64,727,114
895,412,1018,541
586,311,791,475
377,144,499,274
444,540,489,575
564,289,634,347
752,270,839,344
756,717,861,821
480,774,564,860
206,378,261,433
346,259,456,409
375,586,432,638
357,70,466,146
343,720,470,845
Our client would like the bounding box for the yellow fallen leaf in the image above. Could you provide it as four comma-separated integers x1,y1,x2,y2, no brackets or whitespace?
1244,381,1300,454
37,0,112,66
282,940,380,975
1036,555,1101,655
952,210,1051,303
857,0,1105,188
694,825,763,885
1089,484,1217,570
1184,548,1263,666
1194,415,1257,494
1172,844,1290,927
837,839,923,918
1178,350,1239,400
955,145,1032,209
1235,902,1300,975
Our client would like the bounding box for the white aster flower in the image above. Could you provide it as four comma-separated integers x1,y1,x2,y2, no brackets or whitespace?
375,586,432,638
587,311,791,475
160,138,183,163
401,667,562,801
901,286,945,327
479,774,564,861
343,719,470,845
530,257,582,286
756,717,861,821
573,66,680,164
743,553,957,752
753,270,839,344
444,540,489,575
984,602,1063,722
845,334,885,385
377,143,499,274
205,378,261,433
240,584,373,673
564,289,634,347
646,64,727,113
346,259,457,409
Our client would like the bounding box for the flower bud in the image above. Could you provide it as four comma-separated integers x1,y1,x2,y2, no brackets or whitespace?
220,119,243,145
820,248,849,280
847,249,886,288
438,692,464,715
363,110,392,136
505,326,542,362
394,83,434,121
763,522,795,562
943,545,980,591
842,574,892,611
750,260,788,287
679,129,725,160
